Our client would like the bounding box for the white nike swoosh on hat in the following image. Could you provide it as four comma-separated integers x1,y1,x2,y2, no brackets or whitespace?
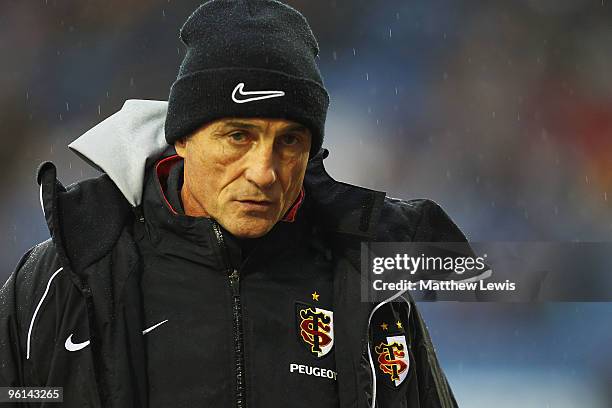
231,82,285,103
64,319,169,352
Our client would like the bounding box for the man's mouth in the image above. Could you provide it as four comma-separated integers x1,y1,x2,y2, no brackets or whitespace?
235,199,274,211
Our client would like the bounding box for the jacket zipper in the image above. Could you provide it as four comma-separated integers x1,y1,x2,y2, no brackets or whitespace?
211,220,246,408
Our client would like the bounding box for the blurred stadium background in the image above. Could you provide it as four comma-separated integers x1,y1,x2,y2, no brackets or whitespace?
1,0,611,406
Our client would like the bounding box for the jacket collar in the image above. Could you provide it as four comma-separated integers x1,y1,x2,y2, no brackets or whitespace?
37,149,386,276
39,98,387,279
304,149,386,240
144,154,321,270
36,161,133,285
66,99,386,239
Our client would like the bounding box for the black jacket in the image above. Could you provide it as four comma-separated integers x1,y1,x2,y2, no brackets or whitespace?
1,148,469,408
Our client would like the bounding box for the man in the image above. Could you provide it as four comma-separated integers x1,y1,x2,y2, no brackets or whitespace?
0,1,482,407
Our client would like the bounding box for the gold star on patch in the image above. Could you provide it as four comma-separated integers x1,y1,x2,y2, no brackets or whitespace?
380,322,388,331
311,291,320,301
396,321,403,329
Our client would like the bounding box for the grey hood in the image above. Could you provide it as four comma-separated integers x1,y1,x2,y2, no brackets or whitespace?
68,99,172,207
65,98,387,242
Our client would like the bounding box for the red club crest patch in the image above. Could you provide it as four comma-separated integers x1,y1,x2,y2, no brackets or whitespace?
375,335,410,387
296,302,334,358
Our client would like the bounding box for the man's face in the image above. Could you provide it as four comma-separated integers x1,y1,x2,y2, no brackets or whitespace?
174,117,312,238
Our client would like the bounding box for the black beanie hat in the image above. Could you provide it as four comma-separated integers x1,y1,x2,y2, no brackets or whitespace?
165,0,330,158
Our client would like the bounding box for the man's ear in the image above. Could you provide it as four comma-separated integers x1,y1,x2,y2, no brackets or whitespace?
174,137,187,158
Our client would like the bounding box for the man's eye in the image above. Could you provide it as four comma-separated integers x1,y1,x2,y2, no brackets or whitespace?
229,132,248,142
281,134,299,146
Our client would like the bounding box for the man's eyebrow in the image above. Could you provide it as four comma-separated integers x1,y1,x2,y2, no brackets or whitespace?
222,121,263,130
279,123,308,133
221,121,308,133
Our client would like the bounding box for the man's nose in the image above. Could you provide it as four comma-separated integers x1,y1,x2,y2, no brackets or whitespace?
243,148,277,189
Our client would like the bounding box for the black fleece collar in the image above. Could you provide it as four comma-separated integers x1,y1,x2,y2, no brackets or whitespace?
36,148,386,281
165,158,184,214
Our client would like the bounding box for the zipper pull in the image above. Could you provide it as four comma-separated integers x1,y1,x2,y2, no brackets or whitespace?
133,205,145,223
229,269,240,296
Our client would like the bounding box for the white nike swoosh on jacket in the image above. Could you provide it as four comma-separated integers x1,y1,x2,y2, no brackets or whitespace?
64,319,169,352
